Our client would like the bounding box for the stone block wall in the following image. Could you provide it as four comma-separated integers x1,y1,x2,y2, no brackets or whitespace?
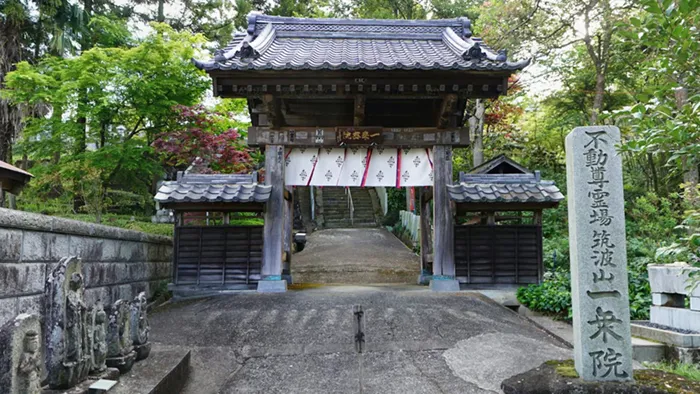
0,208,172,326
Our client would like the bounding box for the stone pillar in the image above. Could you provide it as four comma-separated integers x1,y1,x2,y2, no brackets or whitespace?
259,144,287,292
566,126,632,381
430,145,459,292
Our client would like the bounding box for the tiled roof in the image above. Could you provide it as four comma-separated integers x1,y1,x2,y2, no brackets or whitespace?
154,173,271,204
447,174,564,204
194,13,529,72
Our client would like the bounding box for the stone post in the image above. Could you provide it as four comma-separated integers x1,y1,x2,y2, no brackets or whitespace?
566,126,633,381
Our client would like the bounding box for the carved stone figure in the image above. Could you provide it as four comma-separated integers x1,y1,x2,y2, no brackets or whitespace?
44,256,91,389
130,292,151,360
18,331,42,394
105,300,136,373
90,302,108,373
66,273,87,362
0,313,44,394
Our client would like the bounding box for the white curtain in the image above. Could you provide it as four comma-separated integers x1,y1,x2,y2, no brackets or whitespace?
284,147,434,187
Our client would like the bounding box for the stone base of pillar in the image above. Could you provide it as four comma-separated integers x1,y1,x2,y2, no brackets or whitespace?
257,280,288,293
429,278,460,292
417,271,432,286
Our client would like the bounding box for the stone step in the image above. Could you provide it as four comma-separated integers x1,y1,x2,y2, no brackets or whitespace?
112,344,191,394
632,336,665,363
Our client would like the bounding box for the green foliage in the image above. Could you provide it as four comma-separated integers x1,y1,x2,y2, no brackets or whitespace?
517,270,572,319
3,24,210,213
645,362,700,382
382,187,406,226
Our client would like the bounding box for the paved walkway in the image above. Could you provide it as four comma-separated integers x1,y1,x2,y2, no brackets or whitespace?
292,228,421,284
150,287,571,393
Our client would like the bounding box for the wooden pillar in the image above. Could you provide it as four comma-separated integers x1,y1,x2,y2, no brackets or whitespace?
282,185,293,284
419,186,433,284
431,145,458,291
260,144,287,291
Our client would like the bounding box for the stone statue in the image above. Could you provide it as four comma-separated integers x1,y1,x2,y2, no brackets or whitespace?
66,273,87,363
44,256,91,389
17,330,42,394
90,302,108,373
130,292,151,360
105,300,136,373
0,314,44,394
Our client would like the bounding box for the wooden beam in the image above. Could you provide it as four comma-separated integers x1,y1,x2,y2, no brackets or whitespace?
432,145,455,278
420,186,433,274
262,144,285,279
354,94,365,126
437,94,458,128
282,185,293,281
262,94,283,128
248,126,470,147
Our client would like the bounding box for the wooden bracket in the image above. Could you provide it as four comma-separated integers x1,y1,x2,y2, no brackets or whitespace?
437,94,458,128
262,94,283,128
354,94,366,126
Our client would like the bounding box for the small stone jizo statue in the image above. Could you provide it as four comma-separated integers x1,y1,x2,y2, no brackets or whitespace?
17,330,42,394
130,292,151,360
90,302,108,373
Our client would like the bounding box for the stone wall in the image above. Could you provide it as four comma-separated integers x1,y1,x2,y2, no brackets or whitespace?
0,208,172,326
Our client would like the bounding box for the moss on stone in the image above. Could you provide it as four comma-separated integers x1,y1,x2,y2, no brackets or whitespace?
541,359,700,393
633,369,700,394
545,359,579,378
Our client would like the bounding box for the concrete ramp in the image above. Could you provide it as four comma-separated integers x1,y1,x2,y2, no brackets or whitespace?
292,228,420,284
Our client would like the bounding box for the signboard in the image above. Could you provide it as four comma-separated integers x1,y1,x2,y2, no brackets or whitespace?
338,127,384,145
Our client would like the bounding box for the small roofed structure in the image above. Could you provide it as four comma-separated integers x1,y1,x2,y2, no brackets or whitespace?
448,156,564,285
0,160,33,195
155,172,274,294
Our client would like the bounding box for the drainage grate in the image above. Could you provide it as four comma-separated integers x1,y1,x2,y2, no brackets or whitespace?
353,305,365,353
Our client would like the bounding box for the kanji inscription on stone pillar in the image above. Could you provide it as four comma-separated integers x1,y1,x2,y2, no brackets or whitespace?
566,126,633,381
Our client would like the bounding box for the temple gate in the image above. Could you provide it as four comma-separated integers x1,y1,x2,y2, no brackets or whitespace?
192,12,529,292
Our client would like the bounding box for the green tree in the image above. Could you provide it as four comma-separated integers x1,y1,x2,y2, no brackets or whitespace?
2,24,210,218
617,0,699,206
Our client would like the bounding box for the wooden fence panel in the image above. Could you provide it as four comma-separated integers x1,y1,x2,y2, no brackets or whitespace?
454,225,541,285
174,226,264,287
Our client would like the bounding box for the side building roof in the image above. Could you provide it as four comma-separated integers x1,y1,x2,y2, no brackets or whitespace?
449,156,564,206
154,173,271,207
194,13,530,72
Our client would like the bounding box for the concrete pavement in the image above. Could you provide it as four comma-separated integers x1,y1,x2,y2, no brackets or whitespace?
149,286,571,393
291,228,421,284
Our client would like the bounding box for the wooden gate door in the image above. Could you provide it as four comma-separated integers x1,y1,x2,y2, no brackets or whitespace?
174,226,263,287
454,225,542,285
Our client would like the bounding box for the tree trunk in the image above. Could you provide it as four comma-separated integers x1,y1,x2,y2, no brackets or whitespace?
158,0,165,22
590,70,605,125
469,99,485,167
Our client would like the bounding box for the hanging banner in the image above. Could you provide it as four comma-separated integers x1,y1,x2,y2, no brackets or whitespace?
283,147,433,187
363,147,398,187
310,148,346,186
398,148,434,187
284,147,319,186
337,147,368,186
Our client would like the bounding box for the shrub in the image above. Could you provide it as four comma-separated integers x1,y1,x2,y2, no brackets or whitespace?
517,270,572,319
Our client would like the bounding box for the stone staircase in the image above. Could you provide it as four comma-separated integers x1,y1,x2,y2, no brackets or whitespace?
322,187,378,228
